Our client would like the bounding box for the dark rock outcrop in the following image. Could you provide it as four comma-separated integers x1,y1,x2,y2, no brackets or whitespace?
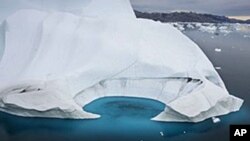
134,10,250,24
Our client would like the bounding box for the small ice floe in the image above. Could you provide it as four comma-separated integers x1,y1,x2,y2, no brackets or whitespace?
215,48,222,52
187,23,195,29
243,35,250,38
212,117,221,123
195,23,202,27
160,131,164,136
199,24,217,34
178,26,185,31
183,131,186,134
218,26,227,31
219,26,231,35
215,67,221,70
171,23,185,31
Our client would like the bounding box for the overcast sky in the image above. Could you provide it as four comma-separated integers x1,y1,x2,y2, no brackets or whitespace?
130,0,250,16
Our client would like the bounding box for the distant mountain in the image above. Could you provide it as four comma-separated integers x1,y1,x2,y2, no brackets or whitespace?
134,10,250,24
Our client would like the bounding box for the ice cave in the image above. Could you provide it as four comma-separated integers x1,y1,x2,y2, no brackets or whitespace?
0,0,243,122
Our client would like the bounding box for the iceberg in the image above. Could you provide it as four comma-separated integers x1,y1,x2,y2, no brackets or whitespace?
0,0,243,122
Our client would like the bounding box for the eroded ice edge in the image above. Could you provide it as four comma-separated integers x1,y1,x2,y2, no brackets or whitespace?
0,0,243,123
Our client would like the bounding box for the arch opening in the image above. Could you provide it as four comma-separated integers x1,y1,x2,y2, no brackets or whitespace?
74,77,203,119
83,96,165,119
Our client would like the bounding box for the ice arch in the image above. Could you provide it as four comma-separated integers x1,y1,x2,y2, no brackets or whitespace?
74,76,242,122
0,0,243,122
75,77,203,121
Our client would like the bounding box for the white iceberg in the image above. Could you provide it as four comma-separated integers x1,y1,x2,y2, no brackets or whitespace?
0,0,243,122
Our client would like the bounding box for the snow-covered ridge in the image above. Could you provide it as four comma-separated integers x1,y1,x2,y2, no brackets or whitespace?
0,0,243,122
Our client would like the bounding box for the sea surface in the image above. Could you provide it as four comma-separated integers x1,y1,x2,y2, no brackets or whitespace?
0,24,250,141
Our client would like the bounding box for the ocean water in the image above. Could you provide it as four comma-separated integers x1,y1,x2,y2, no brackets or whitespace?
0,25,250,141
1,96,247,141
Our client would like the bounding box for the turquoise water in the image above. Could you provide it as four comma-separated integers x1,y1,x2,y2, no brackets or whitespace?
0,96,248,141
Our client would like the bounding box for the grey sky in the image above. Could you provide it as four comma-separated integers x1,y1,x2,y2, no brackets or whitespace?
130,0,250,16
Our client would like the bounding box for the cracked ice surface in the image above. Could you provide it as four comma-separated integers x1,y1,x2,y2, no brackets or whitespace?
0,0,243,122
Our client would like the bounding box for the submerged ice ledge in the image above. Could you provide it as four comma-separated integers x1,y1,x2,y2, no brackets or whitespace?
0,0,243,122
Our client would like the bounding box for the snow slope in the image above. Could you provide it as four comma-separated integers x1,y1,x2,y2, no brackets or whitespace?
0,0,243,122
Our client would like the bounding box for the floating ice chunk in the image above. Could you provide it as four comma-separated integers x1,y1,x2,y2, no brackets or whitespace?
215,48,222,52
219,26,228,30
199,24,217,34
244,35,250,38
160,131,164,136
219,26,231,35
215,67,221,70
171,23,185,31
212,117,221,123
187,23,195,29
235,24,250,32
195,23,202,27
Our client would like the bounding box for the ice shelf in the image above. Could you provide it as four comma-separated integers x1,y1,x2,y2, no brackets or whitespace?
0,0,243,122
